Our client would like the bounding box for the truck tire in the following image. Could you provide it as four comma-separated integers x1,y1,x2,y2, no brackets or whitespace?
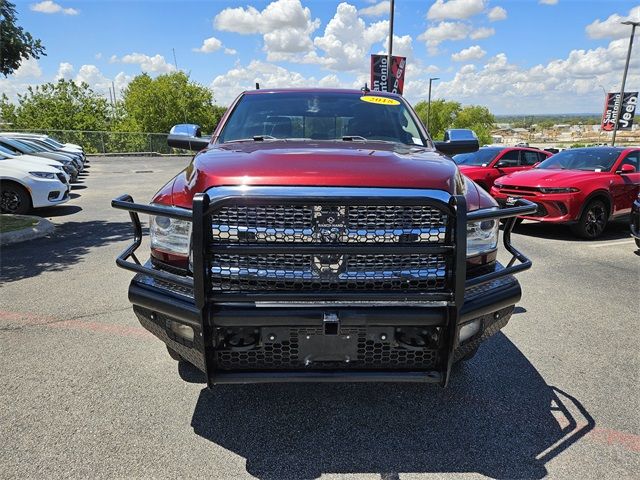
571,199,608,239
0,182,31,214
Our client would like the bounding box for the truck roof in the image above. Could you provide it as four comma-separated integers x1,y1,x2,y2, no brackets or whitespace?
242,88,402,98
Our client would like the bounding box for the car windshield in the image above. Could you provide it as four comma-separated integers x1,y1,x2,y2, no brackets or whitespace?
537,148,621,171
0,138,36,154
453,148,501,166
218,92,428,146
0,145,16,156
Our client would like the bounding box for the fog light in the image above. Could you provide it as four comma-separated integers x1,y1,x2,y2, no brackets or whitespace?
48,191,60,200
169,321,194,342
459,319,481,343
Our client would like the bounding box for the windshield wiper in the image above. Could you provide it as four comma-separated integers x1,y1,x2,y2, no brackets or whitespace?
341,135,367,142
226,135,277,144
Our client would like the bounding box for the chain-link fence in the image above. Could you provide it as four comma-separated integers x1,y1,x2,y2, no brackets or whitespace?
1,129,181,155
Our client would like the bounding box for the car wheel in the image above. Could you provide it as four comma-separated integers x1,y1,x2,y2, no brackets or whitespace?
166,345,185,362
0,182,31,214
635,237,640,249
572,199,608,239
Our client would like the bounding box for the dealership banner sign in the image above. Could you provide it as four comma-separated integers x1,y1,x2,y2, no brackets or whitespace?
601,91,638,131
370,55,406,95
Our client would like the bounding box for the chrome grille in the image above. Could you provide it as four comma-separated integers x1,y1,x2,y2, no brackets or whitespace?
212,205,447,243
209,202,450,293
211,253,447,291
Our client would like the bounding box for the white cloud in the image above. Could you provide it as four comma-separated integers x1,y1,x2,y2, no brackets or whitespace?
30,1,79,15
94,53,103,60
427,0,486,20
418,21,472,53
487,6,507,21
224,48,238,55
193,37,223,54
586,6,640,40
380,34,414,61
12,58,43,79
112,53,176,73
308,3,389,71
214,0,320,57
359,1,389,17
539,0,558,5
54,62,74,80
74,65,131,96
430,38,640,113
451,45,486,61
470,27,495,39
210,60,342,105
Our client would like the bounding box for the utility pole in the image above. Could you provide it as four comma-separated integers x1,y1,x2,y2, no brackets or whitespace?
386,0,394,92
426,77,439,133
611,20,639,146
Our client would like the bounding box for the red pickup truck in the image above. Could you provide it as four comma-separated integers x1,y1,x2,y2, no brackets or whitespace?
113,89,535,387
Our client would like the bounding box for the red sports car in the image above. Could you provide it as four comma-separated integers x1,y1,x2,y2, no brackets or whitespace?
491,147,640,238
454,146,552,191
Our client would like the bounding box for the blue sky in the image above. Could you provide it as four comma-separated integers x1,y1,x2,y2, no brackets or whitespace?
3,0,640,114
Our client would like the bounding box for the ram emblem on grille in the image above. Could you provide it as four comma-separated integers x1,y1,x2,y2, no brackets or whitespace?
312,206,347,276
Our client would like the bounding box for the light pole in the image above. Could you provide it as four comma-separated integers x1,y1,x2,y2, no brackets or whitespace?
611,20,639,146
426,77,439,133
386,0,395,92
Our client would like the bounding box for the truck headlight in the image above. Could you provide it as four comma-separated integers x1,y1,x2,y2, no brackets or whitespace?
467,219,498,256
538,187,579,194
150,215,192,256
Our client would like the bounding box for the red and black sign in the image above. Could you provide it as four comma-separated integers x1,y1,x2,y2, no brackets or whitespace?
370,54,406,95
601,91,638,131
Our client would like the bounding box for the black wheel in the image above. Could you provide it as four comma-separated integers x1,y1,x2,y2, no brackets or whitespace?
166,345,185,362
635,237,640,249
457,346,479,363
572,199,608,239
0,182,31,214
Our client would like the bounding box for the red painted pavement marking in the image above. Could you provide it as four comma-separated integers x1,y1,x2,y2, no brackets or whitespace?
588,427,640,453
0,310,151,339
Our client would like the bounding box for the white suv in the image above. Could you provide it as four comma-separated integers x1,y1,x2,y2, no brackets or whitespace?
0,155,69,214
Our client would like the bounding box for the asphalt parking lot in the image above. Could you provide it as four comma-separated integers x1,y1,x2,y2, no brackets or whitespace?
1,156,638,479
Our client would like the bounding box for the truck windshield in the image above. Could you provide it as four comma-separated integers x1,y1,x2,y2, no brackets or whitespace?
217,92,428,147
536,148,621,172
453,148,501,166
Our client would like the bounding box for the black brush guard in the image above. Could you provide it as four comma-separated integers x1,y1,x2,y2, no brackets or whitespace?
112,188,536,387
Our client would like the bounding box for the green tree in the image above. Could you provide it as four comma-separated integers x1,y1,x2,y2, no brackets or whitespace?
0,1,46,76
0,94,17,125
119,72,224,134
453,105,495,145
414,99,461,141
9,79,110,130
414,99,495,144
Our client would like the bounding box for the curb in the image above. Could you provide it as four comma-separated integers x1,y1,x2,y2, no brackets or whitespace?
0,215,55,246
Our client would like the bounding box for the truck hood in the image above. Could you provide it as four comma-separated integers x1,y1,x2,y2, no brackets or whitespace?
158,141,493,211
498,168,602,187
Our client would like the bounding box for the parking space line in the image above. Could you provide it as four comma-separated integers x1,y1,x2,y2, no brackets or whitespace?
586,239,636,248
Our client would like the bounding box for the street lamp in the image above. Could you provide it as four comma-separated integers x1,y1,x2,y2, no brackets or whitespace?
386,0,395,93
611,20,639,146
426,77,440,133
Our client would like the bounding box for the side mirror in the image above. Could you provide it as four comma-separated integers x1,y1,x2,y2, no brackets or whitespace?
167,124,210,151
434,129,479,156
496,160,509,168
618,164,636,174
532,161,541,168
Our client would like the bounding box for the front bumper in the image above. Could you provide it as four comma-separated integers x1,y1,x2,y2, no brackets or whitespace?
128,264,521,383
113,190,536,387
491,188,581,223
631,199,640,240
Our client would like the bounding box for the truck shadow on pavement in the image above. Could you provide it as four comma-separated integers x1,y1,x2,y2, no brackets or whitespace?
0,220,142,283
189,334,594,480
511,220,631,242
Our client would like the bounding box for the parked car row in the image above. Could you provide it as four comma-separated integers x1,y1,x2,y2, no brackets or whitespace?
454,146,640,239
0,133,87,215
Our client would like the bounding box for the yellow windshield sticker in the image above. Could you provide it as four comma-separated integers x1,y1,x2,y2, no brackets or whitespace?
359,96,400,106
